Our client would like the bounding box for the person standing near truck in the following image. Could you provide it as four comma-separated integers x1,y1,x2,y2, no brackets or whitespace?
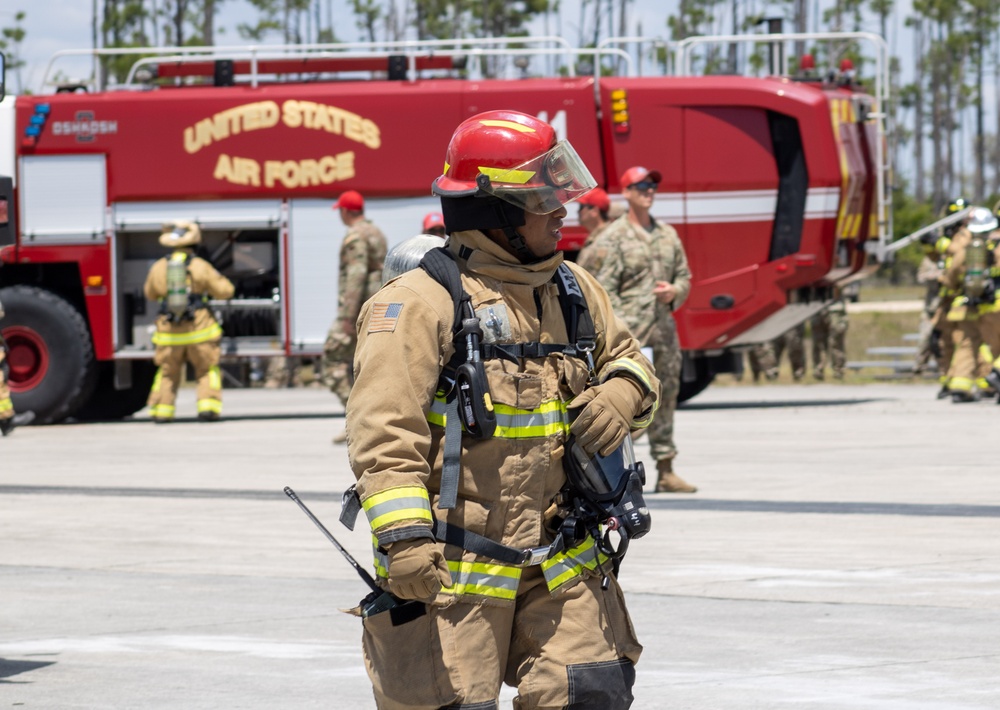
580,166,696,494
144,220,235,422
324,190,387,444
345,110,658,709
575,187,612,258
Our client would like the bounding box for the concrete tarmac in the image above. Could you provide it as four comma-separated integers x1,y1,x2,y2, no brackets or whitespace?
1,384,998,709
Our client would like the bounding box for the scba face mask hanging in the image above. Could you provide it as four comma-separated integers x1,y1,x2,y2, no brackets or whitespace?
563,433,651,552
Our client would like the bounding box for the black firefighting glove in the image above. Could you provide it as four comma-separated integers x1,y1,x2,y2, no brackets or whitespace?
568,376,644,457
386,538,452,601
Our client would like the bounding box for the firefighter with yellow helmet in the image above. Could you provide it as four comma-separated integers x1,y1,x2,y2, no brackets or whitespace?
344,110,658,709
144,220,235,421
941,206,1000,402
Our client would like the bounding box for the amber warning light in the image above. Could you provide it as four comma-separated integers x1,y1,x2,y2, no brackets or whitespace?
610,89,630,134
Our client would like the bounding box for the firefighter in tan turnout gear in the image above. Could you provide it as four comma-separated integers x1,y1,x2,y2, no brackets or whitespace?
344,110,659,710
144,221,234,422
942,206,1000,402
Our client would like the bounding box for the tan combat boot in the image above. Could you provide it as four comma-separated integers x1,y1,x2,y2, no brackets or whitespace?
654,458,697,494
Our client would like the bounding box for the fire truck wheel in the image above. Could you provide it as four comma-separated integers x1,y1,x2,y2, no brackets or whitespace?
73,361,158,421
0,285,99,424
678,357,714,404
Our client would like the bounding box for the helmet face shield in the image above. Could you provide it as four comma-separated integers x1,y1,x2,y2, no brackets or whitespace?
479,141,597,215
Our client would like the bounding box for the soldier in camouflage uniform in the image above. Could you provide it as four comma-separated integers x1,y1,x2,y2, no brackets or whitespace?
575,187,612,261
811,294,848,380
323,190,387,442
748,324,807,382
579,166,696,493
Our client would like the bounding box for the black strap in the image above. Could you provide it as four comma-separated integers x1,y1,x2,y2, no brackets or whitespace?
419,247,466,337
439,398,462,509
553,263,595,349
481,342,569,361
431,519,528,565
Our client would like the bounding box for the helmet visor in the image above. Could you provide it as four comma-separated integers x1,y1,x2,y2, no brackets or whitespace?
565,434,639,503
479,141,597,215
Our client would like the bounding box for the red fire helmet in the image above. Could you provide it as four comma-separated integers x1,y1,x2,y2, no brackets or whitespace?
432,109,595,214
577,187,610,212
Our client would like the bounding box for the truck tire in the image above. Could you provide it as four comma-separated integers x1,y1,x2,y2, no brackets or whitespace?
72,360,157,421
678,358,714,404
0,285,98,424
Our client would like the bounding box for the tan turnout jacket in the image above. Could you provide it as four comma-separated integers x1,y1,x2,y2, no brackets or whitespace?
346,230,658,605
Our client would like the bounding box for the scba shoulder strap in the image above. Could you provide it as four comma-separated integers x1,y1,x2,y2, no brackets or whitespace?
418,247,596,374
340,250,599,566
417,247,595,516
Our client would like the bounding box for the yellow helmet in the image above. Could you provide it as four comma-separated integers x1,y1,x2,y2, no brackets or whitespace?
158,220,201,248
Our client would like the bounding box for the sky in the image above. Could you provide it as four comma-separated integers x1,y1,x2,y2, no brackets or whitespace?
4,0,916,94
6,0,994,199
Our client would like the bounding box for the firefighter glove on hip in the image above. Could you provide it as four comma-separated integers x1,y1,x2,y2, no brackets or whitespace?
386,538,452,601
569,376,644,457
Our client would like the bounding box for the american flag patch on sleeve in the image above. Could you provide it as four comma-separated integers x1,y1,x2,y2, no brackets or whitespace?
367,302,403,333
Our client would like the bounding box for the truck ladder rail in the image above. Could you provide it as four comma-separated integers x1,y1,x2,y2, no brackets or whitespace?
124,46,631,89
43,36,581,91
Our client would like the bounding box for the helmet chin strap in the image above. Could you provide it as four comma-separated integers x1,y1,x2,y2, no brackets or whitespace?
489,198,544,264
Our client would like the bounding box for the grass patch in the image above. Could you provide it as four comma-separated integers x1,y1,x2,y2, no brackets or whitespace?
711,308,928,388
859,284,924,302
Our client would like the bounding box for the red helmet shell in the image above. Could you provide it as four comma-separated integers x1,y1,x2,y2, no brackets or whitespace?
433,110,557,196
577,187,610,212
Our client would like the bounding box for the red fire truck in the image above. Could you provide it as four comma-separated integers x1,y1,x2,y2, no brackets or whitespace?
0,34,890,423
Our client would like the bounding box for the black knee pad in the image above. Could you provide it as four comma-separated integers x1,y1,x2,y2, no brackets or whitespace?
565,658,635,709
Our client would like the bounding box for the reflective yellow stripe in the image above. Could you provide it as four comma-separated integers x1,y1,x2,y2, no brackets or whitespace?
152,323,223,346
428,396,570,439
373,538,389,580
150,404,175,418
150,368,163,393
604,358,652,391
196,398,222,414
479,119,535,133
0,397,13,414
371,545,522,601
439,559,521,600
541,536,608,592
950,377,974,392
362,486,433,531
207,365,222,391
478,165,536,185
602,360,657,428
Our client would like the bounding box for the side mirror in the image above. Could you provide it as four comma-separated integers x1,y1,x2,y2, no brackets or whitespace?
0,53,5,102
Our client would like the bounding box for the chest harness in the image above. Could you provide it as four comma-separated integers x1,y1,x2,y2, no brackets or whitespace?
342,246,649,589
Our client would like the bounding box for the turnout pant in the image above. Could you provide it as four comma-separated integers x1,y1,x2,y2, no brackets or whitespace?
362,566,641,710
147,311,224,419
0,343,12,423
